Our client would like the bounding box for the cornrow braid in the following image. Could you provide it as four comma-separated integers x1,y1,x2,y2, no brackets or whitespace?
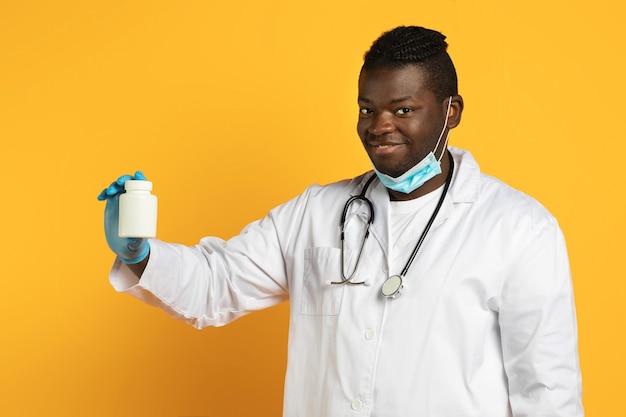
363,26,448,64
362,26,458,101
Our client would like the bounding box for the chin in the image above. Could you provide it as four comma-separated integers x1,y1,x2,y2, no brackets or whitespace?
369,159,395,175
372,163,407,178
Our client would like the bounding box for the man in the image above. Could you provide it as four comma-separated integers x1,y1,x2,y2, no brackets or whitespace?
99,26,583,416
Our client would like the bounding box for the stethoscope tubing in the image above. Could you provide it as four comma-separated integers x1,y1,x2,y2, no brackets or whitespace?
336,175,377,285
332,152,455,293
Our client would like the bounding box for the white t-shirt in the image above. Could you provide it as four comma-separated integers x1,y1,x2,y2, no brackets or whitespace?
388,185,444,266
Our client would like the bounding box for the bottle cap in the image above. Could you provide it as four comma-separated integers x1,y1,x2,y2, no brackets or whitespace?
124,180,153,191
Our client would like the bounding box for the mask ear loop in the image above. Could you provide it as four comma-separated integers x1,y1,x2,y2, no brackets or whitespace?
434,96,453,162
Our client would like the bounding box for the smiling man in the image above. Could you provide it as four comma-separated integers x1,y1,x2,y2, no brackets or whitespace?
99,26,583,416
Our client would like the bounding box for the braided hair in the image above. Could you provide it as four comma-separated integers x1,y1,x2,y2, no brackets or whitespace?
362,26,458,101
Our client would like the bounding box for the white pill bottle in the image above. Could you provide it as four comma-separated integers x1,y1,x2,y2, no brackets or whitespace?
118,180,158,238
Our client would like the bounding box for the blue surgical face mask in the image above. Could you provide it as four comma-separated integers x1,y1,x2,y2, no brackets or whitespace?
374,97,453,194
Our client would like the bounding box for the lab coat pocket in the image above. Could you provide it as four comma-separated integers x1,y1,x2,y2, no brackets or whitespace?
301,247,350,315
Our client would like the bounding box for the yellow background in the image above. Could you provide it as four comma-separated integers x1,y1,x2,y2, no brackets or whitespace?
1,0,623,415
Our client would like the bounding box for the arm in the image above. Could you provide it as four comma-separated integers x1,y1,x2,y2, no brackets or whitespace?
102,171,304,328
500,219,583,416
110,215,291,329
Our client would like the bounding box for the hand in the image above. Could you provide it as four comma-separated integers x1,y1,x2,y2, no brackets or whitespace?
98,171,150,264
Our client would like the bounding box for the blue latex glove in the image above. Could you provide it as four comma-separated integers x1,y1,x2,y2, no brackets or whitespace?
98,171,150,264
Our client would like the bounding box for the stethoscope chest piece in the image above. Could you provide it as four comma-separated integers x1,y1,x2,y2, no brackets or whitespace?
381,275,404,298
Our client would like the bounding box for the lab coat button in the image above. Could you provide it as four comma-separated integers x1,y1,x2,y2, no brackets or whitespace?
351,399,363,411
365,329,376,340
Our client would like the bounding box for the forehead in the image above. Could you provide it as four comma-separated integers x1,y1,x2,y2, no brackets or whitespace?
358,65,435,102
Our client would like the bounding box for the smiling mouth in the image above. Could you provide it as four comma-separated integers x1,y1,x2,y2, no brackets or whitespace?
370,143,404,154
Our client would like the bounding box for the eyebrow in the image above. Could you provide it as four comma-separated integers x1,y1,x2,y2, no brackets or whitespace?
358,95,415,104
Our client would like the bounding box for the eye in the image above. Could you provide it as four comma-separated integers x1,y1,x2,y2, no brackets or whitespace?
359,107,373,116
395,107,413,116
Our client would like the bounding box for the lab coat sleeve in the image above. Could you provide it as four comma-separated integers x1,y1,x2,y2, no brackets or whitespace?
109,191,306,328
499,212,583,416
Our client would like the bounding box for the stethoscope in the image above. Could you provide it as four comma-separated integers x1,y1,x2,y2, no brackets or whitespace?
331,151,454,299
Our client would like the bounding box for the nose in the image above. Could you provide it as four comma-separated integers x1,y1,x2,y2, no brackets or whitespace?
368,112,394,136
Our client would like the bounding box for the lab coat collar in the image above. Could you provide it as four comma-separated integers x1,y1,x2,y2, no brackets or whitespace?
448,146,480,204
432,147,481,226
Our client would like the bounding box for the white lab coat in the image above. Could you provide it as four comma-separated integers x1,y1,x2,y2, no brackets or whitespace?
110,147,583,417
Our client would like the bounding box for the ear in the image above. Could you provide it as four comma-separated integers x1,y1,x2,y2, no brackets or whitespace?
446,95,464,129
